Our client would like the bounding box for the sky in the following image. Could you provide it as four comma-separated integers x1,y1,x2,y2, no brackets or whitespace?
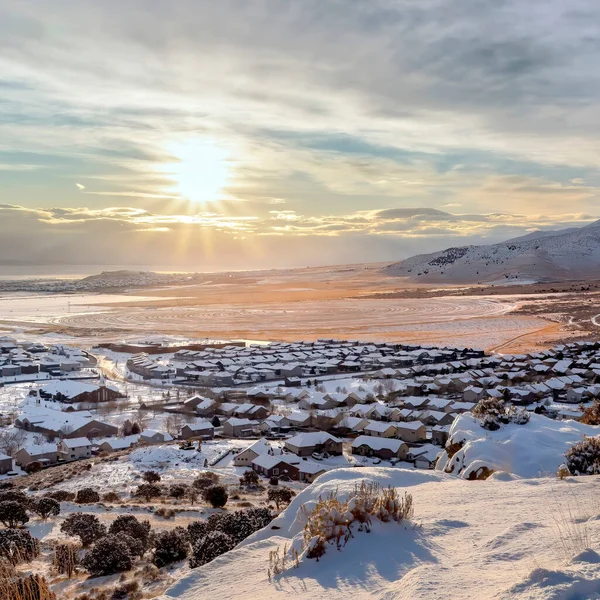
2,0,600,272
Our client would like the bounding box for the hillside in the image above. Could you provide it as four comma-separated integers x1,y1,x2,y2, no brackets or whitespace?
158,467,600,600
385,219,600,283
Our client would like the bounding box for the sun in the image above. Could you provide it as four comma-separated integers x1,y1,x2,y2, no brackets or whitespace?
165,139,231,204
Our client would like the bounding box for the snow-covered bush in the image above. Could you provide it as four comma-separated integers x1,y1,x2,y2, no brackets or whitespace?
239,469,260,487
109,515,151,554
203,485,228,508
0,528,40,564
82,535,134,576
580,401,600,425
61,513,107,547
75,487,100,504
113,532,144,560
189,531,235,568
0,500,29,528
472,398,530,430
32,497,60,520
301,481,414,561
134,483,161,502
0,490,29,505
268,487,295,509
565,436,600,475
192,472,220,490
142,470,161,483
169,484,188,500
44,490,75,502
152,527,190,567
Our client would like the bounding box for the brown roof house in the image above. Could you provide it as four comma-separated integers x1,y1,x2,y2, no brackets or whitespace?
351,436,408,461
251,455,300,480
15,443,58,467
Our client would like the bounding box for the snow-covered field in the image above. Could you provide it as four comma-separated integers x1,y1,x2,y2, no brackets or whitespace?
158,467,600,600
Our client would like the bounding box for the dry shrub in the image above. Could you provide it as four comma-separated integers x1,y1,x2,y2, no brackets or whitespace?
154,507,175,519
52,541,80,578
301,481,414,561
0,561,55,600
102,491,121,503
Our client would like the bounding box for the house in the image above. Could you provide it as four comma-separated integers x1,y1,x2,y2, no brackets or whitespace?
351,436,408,460
463,386,485,403
180,422,215,440
183,395,213,412
431,425,451,447
96,435,139,452
233,438,272,467
139,430,173,444
287,411,312,428
408,444,440,469
298,461,327,483
261,414,291,433
251,455,300,480
363,421,397,438
15,443,58,467
285,432,343,457
222,418,260,438
334,416,369,435
417,410,455,427
0,454,12,474
58,437,92,460
395,421,427,443
39,380,122,404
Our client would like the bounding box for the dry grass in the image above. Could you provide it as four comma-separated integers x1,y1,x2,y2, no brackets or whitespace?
0,561,55,600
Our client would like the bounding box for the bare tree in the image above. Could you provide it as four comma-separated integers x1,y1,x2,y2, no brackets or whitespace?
0,429,27,457
135,408,152,432
163,414,184,438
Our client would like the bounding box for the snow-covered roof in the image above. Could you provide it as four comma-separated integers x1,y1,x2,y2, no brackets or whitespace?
22,443,57,456
352,436,405,452
61,437,91,448
286,432,340,447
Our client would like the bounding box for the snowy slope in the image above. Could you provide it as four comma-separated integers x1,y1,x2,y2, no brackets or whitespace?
385,219,600,283
436,412,600,479
157,467,600,600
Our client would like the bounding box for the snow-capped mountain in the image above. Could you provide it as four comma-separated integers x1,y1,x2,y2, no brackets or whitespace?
385,219,600,283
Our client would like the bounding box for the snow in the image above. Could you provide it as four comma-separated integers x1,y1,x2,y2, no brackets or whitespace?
157,467,600,600
436,412,600,479
351,435,405,452
286,432,341,447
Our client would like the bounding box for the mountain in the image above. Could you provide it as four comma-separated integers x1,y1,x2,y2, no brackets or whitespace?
385,219,600,283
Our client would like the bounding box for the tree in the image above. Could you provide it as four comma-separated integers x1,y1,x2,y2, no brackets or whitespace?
61,513,107,547
44,490,75,502
0,501,29,528
135,407,151,432
580,401,600,425
190,531,235,568
169,484,188,500
82,535,134,576
203,485,228,508
163,414,184,438
134,483,162,502
0,429,26,457
108,515,151,555
211,415,221,427
267,487,295,510
32,497,60,520
152,527,190,567
75,488,100,504
193,472,220,490
0,528,40,564
565,436,600,475
131,422,141,435
142,470,161,484
239,470,259,487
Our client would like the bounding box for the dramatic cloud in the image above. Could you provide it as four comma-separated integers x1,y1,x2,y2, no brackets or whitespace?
1,1,600,268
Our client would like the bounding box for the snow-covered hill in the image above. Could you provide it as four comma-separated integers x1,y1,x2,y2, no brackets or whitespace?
436,412,600,479
157,467,600,600
385,219,600,283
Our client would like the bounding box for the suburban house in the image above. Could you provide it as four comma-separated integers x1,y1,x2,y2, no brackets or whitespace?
180,422,215,440
363,421,397,438
15,443,58,467
431,424,451,447
139,430,173,444
334,416,369,435
284,432,343,457
261,414,291,433
351,436,408,460
298,461,327,483
96,435,139,452
233,438,272,467
0,454,12,474
395,421,428,443
39,380,122,404
58,437,92,460
408,444,440,469
251,455,300,480
222,417,260,438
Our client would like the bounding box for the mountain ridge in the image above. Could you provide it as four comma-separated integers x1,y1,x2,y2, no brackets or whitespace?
385,219,600,283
